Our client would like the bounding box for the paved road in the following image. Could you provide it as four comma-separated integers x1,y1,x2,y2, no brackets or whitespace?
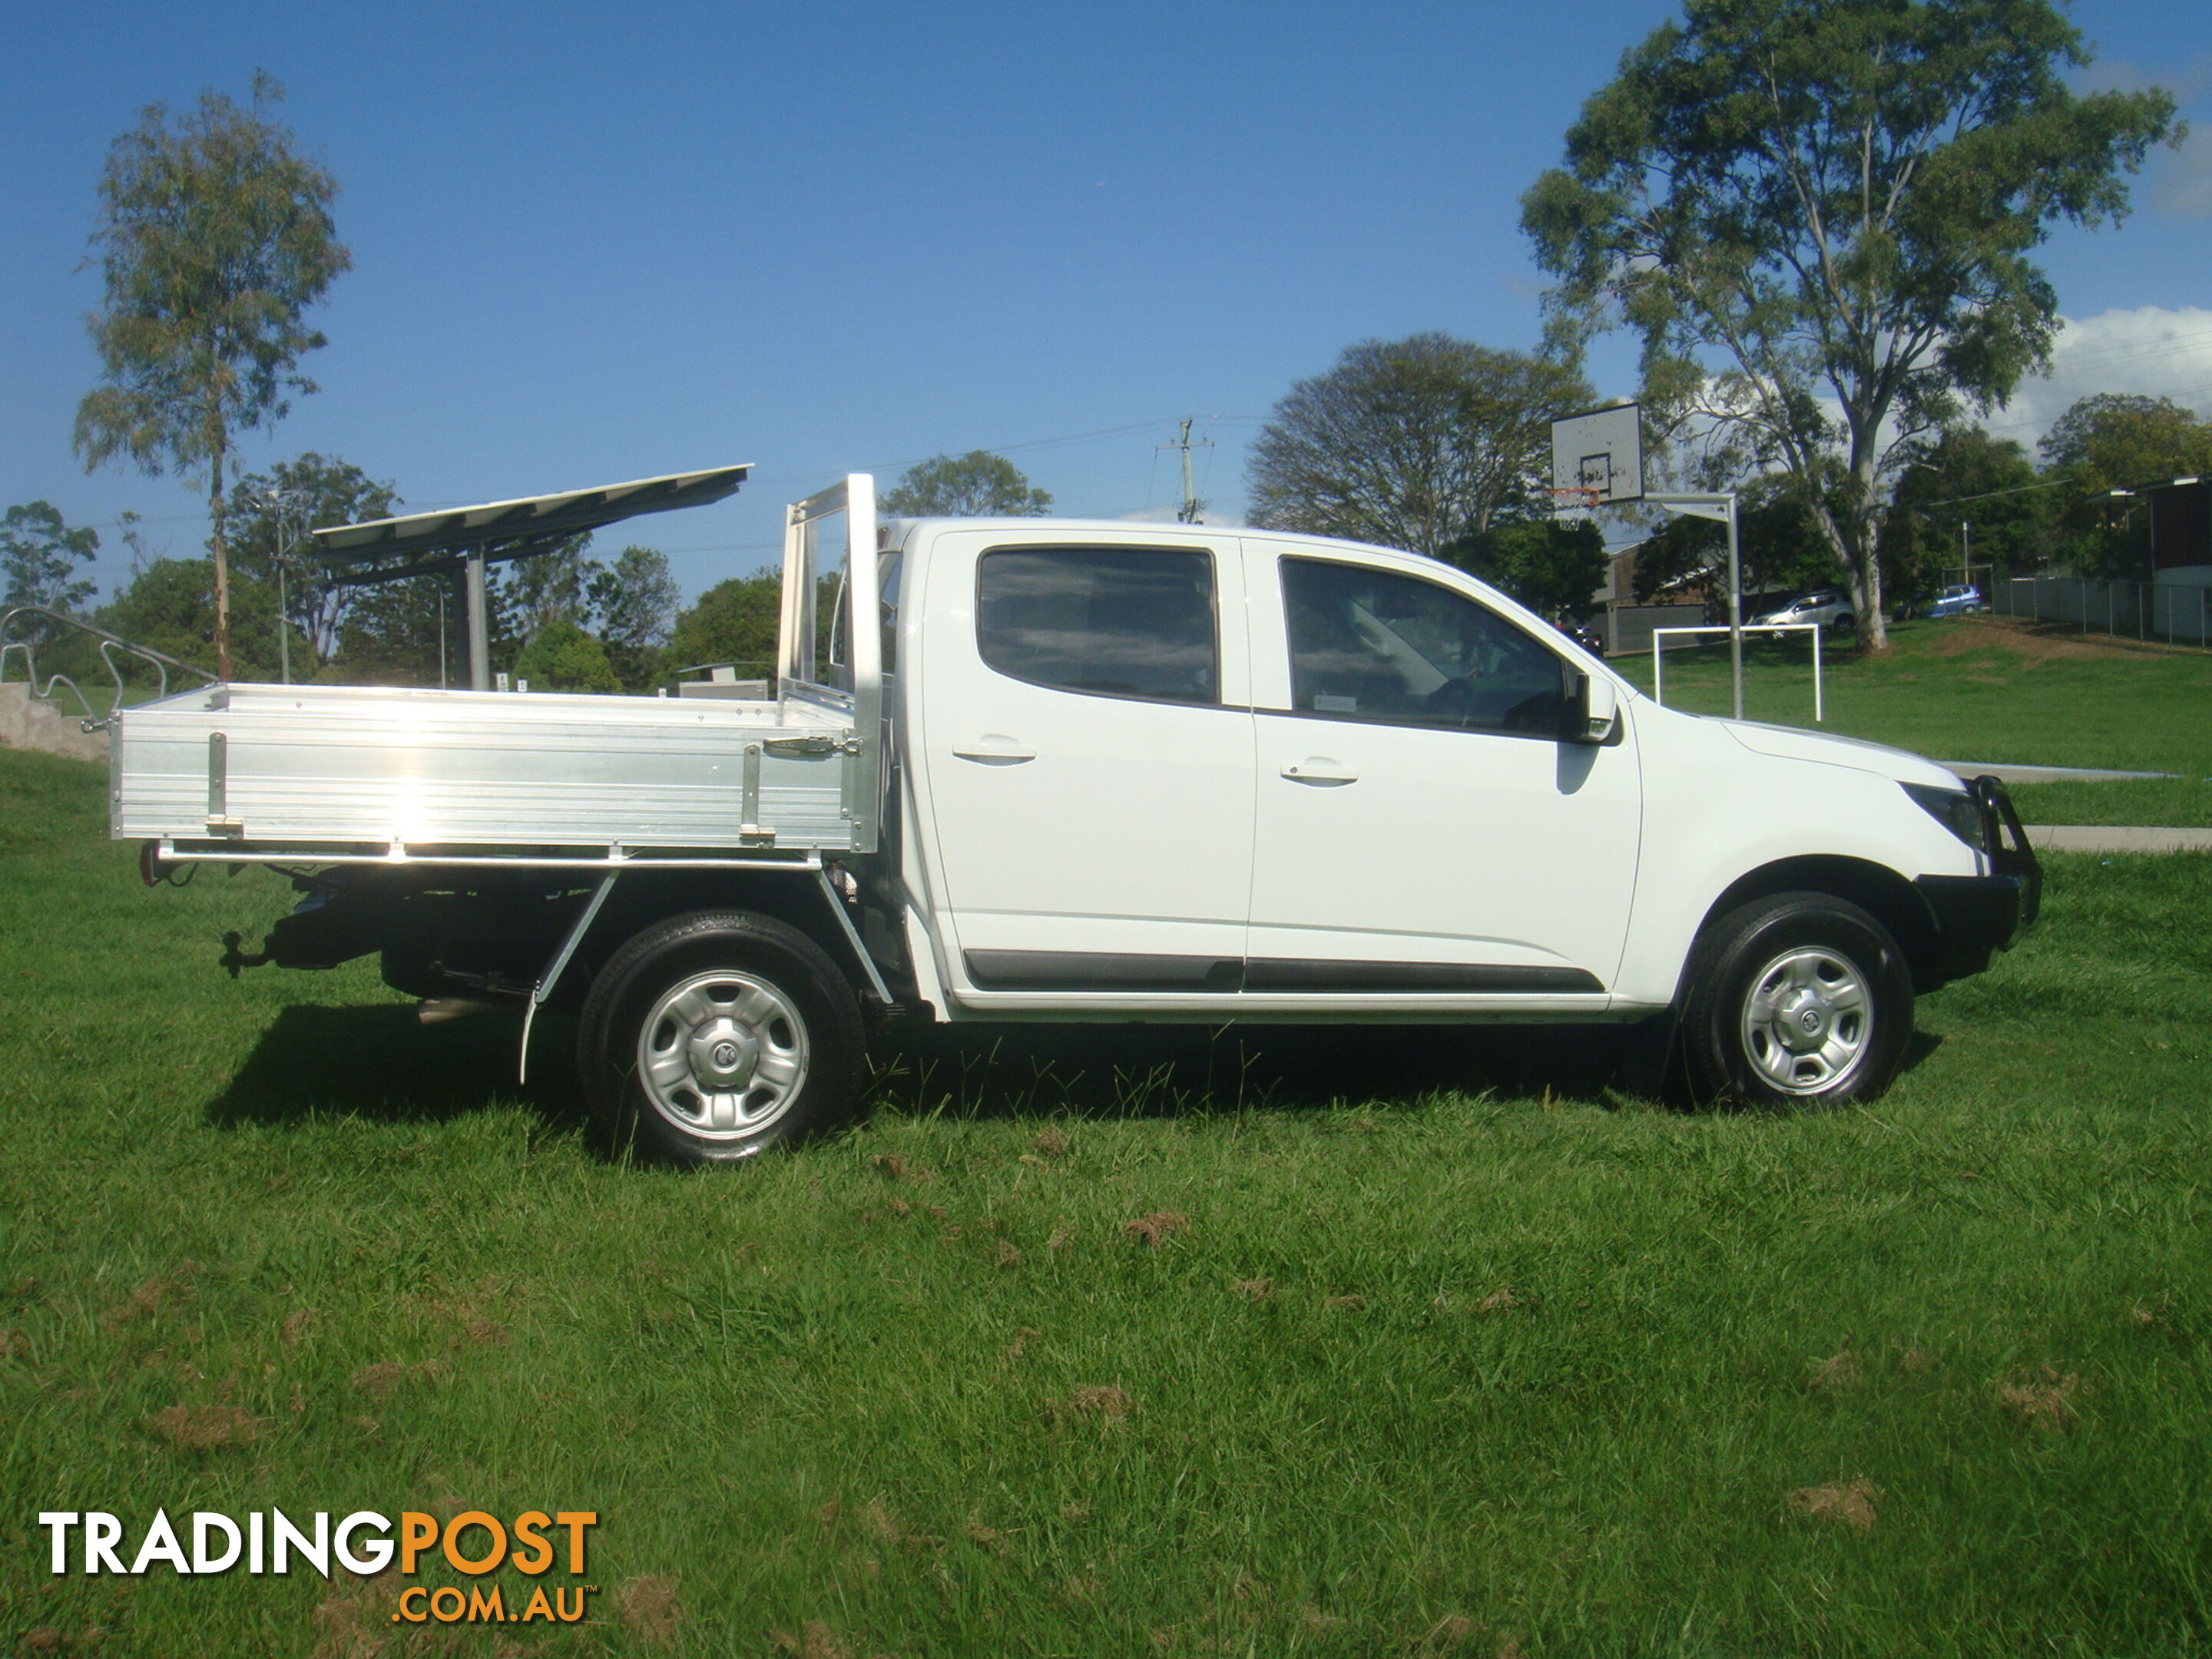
2022,826,2212,853
1942,761,2176,784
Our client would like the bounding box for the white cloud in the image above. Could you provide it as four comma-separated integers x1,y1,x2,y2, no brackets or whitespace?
2076,54,2212,101
1985,306,2212,447
2154,126,2212,217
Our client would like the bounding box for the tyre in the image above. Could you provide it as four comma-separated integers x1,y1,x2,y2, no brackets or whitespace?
1679,892,1912,1108
577,910,864,1164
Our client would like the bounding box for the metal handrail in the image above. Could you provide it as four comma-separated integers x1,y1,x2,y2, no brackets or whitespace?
0,606,219,732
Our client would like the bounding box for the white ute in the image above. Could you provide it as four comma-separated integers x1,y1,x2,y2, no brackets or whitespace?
113,472,2041,1163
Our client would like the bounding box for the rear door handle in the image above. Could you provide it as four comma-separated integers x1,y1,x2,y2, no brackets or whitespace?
1280,759,1357,785
952,737,1036,764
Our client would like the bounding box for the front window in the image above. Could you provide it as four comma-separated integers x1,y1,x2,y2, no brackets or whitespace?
1280,557,1568,736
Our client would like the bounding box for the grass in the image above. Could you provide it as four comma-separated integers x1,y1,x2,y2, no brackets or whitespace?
4,742,2211,1657
1613,614,2212,825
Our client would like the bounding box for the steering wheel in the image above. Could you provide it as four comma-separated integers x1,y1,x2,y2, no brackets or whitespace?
1424,676,1481,728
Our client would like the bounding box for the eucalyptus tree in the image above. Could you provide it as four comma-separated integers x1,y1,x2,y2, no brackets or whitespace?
75,71,350,678
1521,0,2177,646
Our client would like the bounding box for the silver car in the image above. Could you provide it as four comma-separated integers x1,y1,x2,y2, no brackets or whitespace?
1748,589,1855,636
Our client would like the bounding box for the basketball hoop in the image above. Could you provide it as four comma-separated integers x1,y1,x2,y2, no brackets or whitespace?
1548,402,1644,517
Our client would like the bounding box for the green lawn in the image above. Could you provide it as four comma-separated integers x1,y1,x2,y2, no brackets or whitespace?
1614,614,2212,825
4,744,2210,1657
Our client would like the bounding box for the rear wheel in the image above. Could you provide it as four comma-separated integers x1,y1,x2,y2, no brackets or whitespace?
1680,892,1912,1107
578,910,863,1163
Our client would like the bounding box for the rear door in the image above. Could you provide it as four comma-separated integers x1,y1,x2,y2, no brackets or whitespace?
913,529,1256,995
1241,540,1640,998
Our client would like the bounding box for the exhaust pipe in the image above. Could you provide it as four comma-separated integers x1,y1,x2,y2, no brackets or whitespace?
417,997,502,1025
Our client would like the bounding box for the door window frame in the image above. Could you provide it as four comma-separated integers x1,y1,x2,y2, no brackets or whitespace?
1259,550,1576,740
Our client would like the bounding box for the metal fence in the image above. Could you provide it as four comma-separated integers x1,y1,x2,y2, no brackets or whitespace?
1604,603,1708,657
1992,576,2212,648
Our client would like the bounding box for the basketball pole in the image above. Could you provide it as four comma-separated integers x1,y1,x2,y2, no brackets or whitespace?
1647,492,1744,720
1726,496,1743,720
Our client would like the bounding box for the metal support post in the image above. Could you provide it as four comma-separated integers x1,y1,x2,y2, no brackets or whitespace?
1725,495,1743,720
1648,492,1743,720
276,559,291,684
465,549,491,690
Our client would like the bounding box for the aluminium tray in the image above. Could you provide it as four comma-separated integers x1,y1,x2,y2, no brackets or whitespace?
111,682,862,854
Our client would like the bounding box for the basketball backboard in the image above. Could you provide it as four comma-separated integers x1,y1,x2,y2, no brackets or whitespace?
1550,402,1644,508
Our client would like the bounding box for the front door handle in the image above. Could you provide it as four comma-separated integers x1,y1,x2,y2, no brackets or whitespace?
1280,759,1357,785
952,736,1036,764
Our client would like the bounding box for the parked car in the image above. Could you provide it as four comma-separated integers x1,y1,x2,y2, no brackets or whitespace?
1551,614,1605,656
1926,584,1983,619
111,472,2041,1162
1747,589,1856,636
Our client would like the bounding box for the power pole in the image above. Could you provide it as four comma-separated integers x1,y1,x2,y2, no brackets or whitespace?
1157,419,1214,523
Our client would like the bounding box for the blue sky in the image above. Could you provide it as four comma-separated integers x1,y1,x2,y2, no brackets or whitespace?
3,1,2207,604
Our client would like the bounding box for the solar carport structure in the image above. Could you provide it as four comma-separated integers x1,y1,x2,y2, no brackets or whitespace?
309,464,750,690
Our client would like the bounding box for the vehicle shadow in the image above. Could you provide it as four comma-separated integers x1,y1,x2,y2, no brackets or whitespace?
201,1002,587,1132
201,1003,1643,1133
862,1020,1650,1122
204,1005,1933,1137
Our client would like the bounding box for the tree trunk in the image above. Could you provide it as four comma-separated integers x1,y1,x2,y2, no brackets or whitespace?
208,430,231,680
1849,447,1889,651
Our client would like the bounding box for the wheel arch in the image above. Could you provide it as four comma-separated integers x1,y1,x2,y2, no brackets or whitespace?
556,867,893,1010
1676,855,1941,1004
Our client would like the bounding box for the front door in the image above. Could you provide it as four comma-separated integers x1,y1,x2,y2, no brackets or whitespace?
1242,542,1641,998
916,531,1256,995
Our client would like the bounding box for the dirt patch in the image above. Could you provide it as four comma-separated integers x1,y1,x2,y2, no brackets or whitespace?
770,1622,853,1659
869,1152,930,1182
148,1403,267,1452
1416,1614,1475,1651
1044,1384,1133,1427
1786,1477,1879,1534
1997,1366,2083,1432
1477,1286,1519,1315
306,1572,402,1659
1121,1211,1188,1246
1913,614,2147,664
349,1359,448,1402
618,1575,685,1649
1231,1277,1273,1300
1031,1126,1071,1158
429,1280,512,1349
962,1512,1011,1555
102,1263,198,1330
1809,1351,1866,1390
860,1495,937,1550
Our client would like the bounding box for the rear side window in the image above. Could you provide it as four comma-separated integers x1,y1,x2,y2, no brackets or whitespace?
1281,557,1568,735
977,546,1218,704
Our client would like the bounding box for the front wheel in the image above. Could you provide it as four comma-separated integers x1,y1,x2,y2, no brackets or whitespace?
578,910,865,1164
1679,892,1912,1108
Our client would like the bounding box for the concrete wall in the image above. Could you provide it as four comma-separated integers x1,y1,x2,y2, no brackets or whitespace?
0,683,110,764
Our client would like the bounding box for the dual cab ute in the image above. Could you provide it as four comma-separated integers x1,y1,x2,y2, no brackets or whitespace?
112,472,2040,1163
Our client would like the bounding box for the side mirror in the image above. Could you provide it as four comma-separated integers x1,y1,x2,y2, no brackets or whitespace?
1563,672,1620,744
